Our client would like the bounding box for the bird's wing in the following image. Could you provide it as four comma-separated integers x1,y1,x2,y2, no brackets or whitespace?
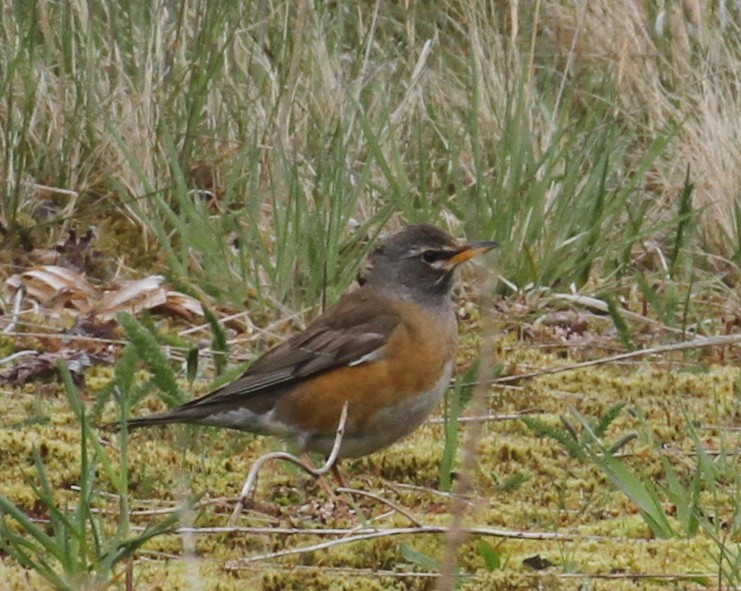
175,290,401,410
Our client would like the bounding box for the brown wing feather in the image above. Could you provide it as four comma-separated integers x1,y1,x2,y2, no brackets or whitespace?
126,289,401,427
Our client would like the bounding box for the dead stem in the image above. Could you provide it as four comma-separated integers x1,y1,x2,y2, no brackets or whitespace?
228,402,348,524
335,487,421,526
435,268,499,590
223,525,616,567
473,333,741,387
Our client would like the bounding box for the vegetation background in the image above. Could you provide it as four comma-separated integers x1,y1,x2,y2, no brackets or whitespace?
0,1,739,589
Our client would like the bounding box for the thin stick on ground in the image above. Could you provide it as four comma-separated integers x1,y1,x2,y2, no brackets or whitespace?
335,487,422,526
223,525,613,567
175,523,618,541
476,333,741,387
228,402,348,524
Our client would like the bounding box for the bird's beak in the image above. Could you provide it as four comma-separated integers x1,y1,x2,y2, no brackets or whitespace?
447,240,498,266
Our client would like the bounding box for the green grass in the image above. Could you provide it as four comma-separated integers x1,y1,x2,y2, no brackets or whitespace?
4,1,735,310
0,362,177,591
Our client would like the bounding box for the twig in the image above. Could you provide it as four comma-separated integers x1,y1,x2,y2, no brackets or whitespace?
228,403,348,524
385,481,474,503
0,350,39,366
222,562,720,583
471,333,741,387
246,564,456,579
426,411,541,424
21,181,79,197
174,524,615,540
554,572,720,581
336,487,421,526
223,525,616,566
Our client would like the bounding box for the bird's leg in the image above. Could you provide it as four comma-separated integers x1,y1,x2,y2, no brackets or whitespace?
331,462,347,488
298,454,342,498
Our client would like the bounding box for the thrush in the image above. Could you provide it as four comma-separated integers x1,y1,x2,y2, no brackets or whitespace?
126,223,496,460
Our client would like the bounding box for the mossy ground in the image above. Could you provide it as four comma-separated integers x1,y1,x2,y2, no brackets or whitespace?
1,307,738,590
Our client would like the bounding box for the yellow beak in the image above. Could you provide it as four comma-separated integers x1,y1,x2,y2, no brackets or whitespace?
447,240,498,266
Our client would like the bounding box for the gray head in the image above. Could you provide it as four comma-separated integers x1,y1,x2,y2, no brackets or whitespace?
361,223,497,302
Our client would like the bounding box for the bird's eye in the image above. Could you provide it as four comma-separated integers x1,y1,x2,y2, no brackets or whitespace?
421,250,438,263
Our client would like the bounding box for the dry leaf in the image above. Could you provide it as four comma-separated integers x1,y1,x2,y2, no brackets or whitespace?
5,265,99,312
0,350,92,387
153,291,205,320
5,266,204,322
94,276,168,319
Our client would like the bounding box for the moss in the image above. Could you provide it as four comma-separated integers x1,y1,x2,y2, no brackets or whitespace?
0,335,16,358
1,315,738,589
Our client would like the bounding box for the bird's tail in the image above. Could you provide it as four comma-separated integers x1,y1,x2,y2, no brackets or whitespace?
125,412,180,430
101,410,182,432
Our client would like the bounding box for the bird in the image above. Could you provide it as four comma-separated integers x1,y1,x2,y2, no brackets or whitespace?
126,223,497,462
